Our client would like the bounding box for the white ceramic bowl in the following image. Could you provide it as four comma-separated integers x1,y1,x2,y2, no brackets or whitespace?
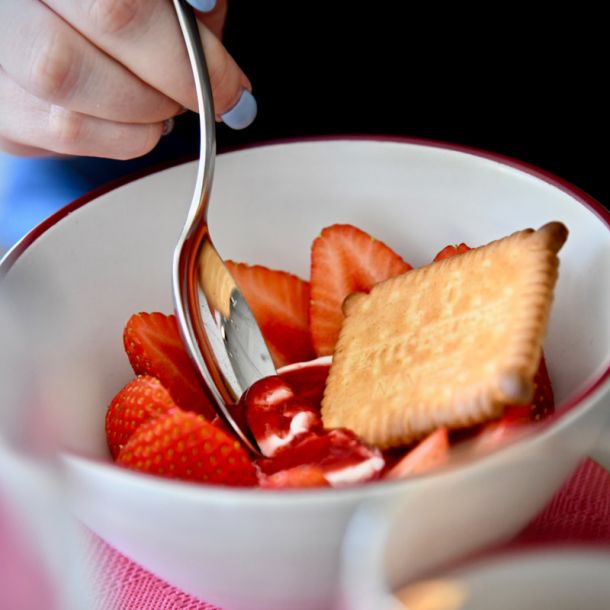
1,138,609,610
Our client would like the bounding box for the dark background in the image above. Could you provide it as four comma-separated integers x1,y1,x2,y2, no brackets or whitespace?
2,3,605,252
214,3,607,208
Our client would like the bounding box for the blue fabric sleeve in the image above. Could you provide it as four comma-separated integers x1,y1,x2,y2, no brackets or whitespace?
0,113,199,251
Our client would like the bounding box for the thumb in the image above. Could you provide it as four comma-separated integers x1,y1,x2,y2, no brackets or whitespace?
200,25,257,129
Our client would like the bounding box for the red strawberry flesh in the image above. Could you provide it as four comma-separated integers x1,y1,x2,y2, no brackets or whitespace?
123,312,215,419
243,360,384,487
527,353,555,421
116,409,257,486
433,242,471,261
259,465,330,489
310,224,412,356
257,429,384,487
105,375,177,460
384,428,450,480
472,353,556,450
241,375,323,458
226,261,316,368
278,360,330,406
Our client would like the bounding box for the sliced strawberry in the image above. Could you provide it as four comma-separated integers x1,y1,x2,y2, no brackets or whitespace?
257,429,384,488
105,376,177,460
470,414,524,452
116,410,258,486
472,354,555,451
384,428,450,480
485,351,555,429
528,353,555,421
433,242,471,261
499,405,532,423
225,261,316,368
259,465,330,489
123,312,215,419
310,224,412,356
241,375,323,458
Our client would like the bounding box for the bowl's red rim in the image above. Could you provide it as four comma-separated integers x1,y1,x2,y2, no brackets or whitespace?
1,134,609,430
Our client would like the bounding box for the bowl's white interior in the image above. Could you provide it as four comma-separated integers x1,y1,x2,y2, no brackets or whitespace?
1,139,609,460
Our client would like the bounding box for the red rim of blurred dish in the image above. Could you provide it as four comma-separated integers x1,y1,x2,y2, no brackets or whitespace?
1,135,609,430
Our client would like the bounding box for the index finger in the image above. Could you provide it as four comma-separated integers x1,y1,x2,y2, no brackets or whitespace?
43,0,253,118
0,0,181,123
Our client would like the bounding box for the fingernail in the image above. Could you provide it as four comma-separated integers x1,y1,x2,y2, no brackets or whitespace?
161,118,175,136
187,0,217,12
220,90,257,130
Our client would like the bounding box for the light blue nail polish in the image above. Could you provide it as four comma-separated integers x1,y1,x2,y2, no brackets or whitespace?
221,90,257,130
161,118,175,136
187,0,217,12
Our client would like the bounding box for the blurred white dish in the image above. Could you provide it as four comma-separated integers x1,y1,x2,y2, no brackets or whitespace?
1,138,609,610
389,548,610,610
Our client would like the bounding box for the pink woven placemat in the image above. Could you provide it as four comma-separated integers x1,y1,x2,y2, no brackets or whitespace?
86,458,610,610
514,458,610,545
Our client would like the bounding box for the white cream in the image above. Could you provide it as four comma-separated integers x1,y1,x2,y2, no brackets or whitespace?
264,385,294,405
276,355,332,375
324,455,385,487
259,411,317,458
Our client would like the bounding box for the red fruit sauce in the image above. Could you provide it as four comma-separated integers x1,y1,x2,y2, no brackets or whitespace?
239,362,385,487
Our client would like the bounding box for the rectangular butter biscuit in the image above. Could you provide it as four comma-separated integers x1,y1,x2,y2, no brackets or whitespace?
321,222,568,449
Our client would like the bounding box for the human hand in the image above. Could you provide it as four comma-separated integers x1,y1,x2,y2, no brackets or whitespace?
0,0,256,160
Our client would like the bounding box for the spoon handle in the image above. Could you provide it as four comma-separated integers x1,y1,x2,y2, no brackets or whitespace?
172,0,216,229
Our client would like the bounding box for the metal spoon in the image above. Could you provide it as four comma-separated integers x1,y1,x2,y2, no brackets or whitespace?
171,0,275,455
